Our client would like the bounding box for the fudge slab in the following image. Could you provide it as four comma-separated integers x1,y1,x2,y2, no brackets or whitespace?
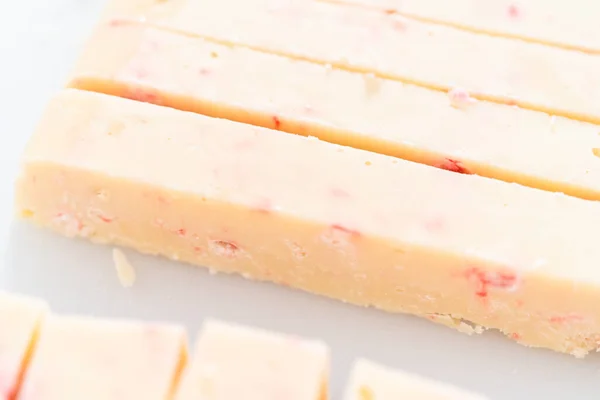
323,0,600,53
18,315,187,400
102,0,600,123
71,21,600,201
345,359,487,400
176,321,328,400
15,89,600,356
0,293,48,400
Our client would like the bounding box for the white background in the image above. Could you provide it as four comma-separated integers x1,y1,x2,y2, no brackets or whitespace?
0,1,599,398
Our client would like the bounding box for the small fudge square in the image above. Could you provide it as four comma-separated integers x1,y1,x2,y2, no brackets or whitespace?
18,316,187,400
0,292,48,400
344,359,487,400
175,320,329,400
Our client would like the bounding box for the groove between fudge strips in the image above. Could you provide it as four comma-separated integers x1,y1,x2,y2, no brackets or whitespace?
70,21,600,202
101,0,600,124
15,89,600,357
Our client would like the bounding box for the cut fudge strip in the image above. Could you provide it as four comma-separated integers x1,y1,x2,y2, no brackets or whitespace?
345,359,487,400
102,0,600,123
15,88,600,356
70,21,600,202
0,293,48,400
321,0,600,54
175,320,329,400
18,315,187,400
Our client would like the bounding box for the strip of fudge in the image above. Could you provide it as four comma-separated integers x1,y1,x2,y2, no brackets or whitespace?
70,21,600,201
16,89,600,356
322,0,600,54
18,315,187,400
102,0,600,123
176,320,329,400
345,359,487,400
0,293,48,400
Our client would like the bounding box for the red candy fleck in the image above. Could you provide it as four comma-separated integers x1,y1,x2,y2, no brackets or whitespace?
507,4,520,18
98,215,114,223
199,67,211,76
87,208,114,223
439,158,472,174
549,314,584,324
4,384,17,400
510,333,522,340
272,116,282,129
331,224,361,237
463,267,518,298
176,228,187,237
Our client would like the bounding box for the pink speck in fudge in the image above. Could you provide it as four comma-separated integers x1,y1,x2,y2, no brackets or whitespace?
463,267,519,298
331,187,350,198
143,191,171,206
193,245,206,254
390,15,407,32
108,18,130,28
132,67,150,80
510,332,522,340
209,239,241,258
257,198,275,214
507,4,521,19
331,224,361,237
96,214,113,223
232,138,256,151
424,217,445,232
199,67,212,76
549,314,585,324
123,86,161,105
272,115,282,129
448,87,477,109
516,299,524,307
303,105,318,117
439,158,472,175
157,195,170,206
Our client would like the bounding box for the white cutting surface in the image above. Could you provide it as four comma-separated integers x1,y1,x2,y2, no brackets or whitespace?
0,1,599,398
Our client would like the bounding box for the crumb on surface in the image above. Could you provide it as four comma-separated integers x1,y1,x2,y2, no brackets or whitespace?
112,248,136,288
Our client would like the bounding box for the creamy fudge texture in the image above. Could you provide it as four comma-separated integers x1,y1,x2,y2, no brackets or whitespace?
0,293,47,400
102,0,600,123
176,320,328,400
323,0,600,53
16,89,600,356
71,21,600,201
18,315,187,400
344,359,487,400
